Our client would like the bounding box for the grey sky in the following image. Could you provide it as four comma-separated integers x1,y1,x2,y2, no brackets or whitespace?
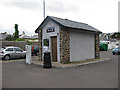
0,0,119,35
1,0,41,9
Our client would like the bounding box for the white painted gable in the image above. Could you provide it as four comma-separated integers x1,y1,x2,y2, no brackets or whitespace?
42,20,60,39
42,20,60,63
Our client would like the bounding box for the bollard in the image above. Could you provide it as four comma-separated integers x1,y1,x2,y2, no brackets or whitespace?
25,45,31,64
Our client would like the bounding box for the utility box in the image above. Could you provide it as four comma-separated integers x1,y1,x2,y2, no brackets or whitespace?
26,45,31,64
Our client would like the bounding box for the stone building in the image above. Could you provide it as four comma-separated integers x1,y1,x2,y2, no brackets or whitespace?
35,16,102,64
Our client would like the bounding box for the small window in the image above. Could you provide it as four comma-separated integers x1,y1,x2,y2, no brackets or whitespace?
5,48,13,51
44,39,49,46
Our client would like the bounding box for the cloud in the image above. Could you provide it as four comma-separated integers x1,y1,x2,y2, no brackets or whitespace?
1,0,81,14
1,0,42,10
0,24,34,35
47,0,81,13
46,2,65,13
0,0,119,35
118,1,120,32
0,25,14,35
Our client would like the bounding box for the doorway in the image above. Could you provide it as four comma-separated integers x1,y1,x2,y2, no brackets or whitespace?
51,36,57,62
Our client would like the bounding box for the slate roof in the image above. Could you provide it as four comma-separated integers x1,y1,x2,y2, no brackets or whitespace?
35,16,102,33
21,35,38,39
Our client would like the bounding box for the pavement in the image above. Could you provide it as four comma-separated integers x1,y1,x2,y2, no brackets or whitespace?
1,56,110,68
31,56,110,68
2,50,118,88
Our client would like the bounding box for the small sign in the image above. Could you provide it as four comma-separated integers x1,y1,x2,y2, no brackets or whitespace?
46,27,55,33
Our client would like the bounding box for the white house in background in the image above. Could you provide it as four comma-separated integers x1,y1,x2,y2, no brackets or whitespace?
23,35,38,42
0,32,8,40
20,31,38,42
19,31,27,38
35,16,102,64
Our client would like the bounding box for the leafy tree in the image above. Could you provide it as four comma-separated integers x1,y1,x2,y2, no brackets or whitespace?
111,32,120,39
117,32,120,38
14,24,19,40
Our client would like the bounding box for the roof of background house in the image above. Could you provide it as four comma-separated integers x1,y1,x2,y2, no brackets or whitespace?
35,16,102,34
23,35,38,39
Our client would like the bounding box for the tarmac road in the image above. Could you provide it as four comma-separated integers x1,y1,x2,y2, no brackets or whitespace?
2,50,118,88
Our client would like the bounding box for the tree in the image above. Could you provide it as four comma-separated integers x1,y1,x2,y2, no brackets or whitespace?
111,32,120,39
14,24,19,40
117,32,120,38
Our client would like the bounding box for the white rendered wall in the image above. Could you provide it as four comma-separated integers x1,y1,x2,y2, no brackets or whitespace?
70,31,95,62
42,20,60,63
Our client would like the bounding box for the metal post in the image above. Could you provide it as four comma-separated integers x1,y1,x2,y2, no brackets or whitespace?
43,0,45,19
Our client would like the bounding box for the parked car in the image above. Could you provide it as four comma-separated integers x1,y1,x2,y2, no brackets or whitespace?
112,47,120,55
31,45,49,56
115,43,119,48
0,46,26,60
31,45,39,56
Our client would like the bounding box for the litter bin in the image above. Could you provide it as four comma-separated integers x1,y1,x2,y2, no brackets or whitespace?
43,52,52,68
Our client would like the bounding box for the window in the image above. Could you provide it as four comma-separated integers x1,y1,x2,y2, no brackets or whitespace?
14,48,22,52
5,48,13,51
44,39,49,46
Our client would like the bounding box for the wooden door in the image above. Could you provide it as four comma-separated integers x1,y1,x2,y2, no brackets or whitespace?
51,36,57,62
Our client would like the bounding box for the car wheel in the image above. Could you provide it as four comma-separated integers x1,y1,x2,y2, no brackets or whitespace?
4,55,10,60
113,52,115,55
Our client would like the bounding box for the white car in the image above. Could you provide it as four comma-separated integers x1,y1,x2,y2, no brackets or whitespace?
0,46,26,60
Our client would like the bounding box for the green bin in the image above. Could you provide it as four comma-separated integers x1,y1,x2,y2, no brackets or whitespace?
100,42,108,51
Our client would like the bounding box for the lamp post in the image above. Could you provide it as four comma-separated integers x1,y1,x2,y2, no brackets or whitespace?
43,0,45,19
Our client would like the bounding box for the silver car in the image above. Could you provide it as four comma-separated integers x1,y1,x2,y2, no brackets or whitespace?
0,46,26,60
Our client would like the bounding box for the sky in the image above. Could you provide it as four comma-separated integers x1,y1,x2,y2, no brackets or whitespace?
0,0,119,35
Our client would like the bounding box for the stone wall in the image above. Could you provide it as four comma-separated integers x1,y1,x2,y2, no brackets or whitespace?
1,41,28,50
31,42,39,46
38,30,42,61
60,29,70,64
95,34,100,58
1,41,38,50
